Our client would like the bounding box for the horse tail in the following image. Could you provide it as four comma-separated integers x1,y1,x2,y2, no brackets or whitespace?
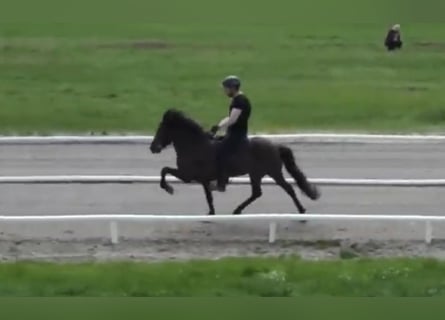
279,146,320,200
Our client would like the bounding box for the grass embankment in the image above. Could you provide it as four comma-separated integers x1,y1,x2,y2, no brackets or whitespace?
2,257,445,296
1,0,445,133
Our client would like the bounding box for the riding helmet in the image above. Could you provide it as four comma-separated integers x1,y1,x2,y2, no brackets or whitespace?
222,75,241,89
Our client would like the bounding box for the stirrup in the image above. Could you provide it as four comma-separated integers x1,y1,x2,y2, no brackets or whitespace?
209,180,226,192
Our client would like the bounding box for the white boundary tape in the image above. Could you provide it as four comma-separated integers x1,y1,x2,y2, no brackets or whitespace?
0,213,441,244
1,213,443,222
1,134,445,144
0,175,444,187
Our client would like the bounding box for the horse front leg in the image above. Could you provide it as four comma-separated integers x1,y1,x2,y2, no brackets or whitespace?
160,167,191,195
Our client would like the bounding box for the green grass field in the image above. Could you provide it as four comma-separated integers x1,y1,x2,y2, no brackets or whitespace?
2,257,445,296
1,0,445,133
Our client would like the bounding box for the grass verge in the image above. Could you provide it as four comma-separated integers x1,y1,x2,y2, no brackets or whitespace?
1,1,445,133
2,257,445,296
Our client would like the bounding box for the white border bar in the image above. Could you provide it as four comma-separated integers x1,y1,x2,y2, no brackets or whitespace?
1,134,445,145
0,213,443,222
0,175,444,187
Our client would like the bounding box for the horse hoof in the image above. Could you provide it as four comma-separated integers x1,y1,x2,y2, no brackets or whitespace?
233,210,242,215
162,185,174,195
298,209,307,223
311,186,321,200
208,211,215,216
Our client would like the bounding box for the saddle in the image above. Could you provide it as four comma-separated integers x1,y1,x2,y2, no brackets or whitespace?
205,132,225,142
206,132,249,144
206,133,250,176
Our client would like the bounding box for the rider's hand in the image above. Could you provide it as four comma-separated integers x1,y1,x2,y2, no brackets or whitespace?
210,125,219,135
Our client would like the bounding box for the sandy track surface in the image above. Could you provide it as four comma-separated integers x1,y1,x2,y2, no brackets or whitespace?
1,142,444,261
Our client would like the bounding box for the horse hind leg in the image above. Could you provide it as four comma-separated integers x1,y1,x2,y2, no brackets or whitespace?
271,171,306,214
202,182,215,215
233,173,263,215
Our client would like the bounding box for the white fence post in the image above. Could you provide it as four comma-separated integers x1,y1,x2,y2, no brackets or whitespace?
268,222,277,243
425,221,433,244
109,221,119,244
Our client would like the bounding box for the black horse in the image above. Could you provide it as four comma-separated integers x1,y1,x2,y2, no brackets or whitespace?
150,109,320,215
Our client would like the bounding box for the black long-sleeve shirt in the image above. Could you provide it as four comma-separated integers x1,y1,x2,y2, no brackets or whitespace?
385,29,402,47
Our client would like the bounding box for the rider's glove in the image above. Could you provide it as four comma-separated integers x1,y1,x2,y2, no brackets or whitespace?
210,125,219,135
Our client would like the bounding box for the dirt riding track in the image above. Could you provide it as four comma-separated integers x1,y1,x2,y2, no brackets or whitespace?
1,141,445,261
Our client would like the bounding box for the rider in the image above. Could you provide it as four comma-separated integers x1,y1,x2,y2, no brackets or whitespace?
385,24,403,51
210,75,252,192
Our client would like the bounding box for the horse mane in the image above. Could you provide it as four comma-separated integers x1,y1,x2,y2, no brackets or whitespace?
162,109,206,137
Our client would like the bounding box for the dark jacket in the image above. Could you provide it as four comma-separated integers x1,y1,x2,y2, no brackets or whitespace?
385,29,402,50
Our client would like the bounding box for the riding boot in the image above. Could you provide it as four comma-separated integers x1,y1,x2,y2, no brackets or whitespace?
214,134,236,192
216,167,227,192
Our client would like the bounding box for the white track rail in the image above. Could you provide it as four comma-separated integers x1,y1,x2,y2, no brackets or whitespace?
0,175,444,187
0,213,439,244
1,134,445,144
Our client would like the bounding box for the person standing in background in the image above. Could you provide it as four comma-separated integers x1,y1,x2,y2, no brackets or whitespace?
385,24,403,51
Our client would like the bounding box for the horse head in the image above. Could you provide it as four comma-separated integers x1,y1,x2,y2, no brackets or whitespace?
150,109,206,154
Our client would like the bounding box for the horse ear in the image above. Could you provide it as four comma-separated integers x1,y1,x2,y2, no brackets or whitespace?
163,108,180,124
163,109,174,122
